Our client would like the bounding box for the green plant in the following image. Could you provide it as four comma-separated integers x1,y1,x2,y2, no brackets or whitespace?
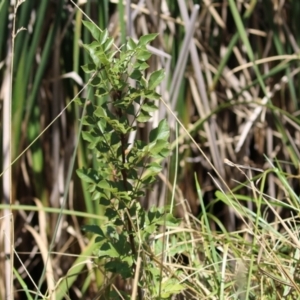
76,21,182,299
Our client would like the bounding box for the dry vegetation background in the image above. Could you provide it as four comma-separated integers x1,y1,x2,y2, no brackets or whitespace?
1,0,300,299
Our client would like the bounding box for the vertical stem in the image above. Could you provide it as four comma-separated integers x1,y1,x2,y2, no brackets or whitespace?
2,0,20,298
3,51,13,300
117,104,142,300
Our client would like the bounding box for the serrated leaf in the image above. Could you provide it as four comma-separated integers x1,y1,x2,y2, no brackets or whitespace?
82,20,100,41
148,69,165,90
98,180,115,191
98,242,119,258
138,33,158,46
114,235,131,256
149,119,169,142
105,260,133,278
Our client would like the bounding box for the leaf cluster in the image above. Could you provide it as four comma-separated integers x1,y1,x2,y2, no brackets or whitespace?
76,21,181,298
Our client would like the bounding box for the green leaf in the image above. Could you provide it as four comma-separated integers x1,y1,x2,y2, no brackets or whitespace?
138,33,158,46
147,162,162,173
103,37,114,51
76,168,99,184
140,76,148,88
109,119,128,134
82,20,100,41
93,106,107,118
143,223,156,235
114,234,131,256
82,131,96,143
95,235,106,243
125,104,135,115
98,180,117,192
99,197,110,206
148,69,165,90
90,77,101,86
161,279,185,298
95,87,108,98
144,90,160,100
82,116,94,126
127,38,137,50
149,119,169,142
129,69,142,80
137,110,151,122
82,224,105,237
136,49,151,61
105,208,118,219
96,143,111,153
110,132,121,145
140,174,156,185
74,98,86,106
141,102,158,112
83,42,101,66
105,260,133,278
99,29,108,45
114,218,124,226
157,147,170,158
98,242,119,258
96,51,110,66
133,61,149,70
81,63,96,73
91,191,101,201
148,139,169,156
157,213,180,226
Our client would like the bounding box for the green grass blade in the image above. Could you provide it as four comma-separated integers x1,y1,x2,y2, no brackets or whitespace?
194,174,221,284
118,0,126,44
13,267,34,300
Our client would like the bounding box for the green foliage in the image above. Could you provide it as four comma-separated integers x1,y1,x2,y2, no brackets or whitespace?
77,21,182,298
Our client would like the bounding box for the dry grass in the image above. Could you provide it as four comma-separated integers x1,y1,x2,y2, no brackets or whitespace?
0,0,300,299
